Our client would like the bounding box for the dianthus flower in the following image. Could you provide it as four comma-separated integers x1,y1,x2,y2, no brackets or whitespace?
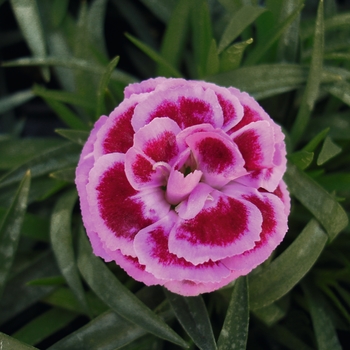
75,77,290,296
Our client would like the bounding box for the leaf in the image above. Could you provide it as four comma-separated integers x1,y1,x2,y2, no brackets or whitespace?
51,0,69,28
205,39,220,76
27,276,66,286
290,0,324,146
125,33,182,78
324,80,350,107
96,56,120,119
249,219,328,310
217,5,265,53
55,129,89,146
284,163,348,240
164,290,217,350
302,281,342,350
12,308,78,346
317,136,341,165
77,229,188,348
157,0,191,77
138,0,177,23
302,127,329,152
219,38,253,73
50,190,91,317
217,276,249,350
0,332,38,350
50,167,76,183
9,0,50,81
0,89,34,114
244,2,304,65
252,298,288,326
0,170,31,298
287,150,314,170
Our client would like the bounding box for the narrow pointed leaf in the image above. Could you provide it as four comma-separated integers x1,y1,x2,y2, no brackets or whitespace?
287,150,314,170
291,0,324,145
252,300,287,326
50,168,75,183
50,190,91,317
217,276,249,350
0,171,31,298
0,332,38,350
218,5,265,53
317,136,341,165
55,129,89,146
206,39,219,76
249,219,328,310
77,229,188,348
284,163,348,240
164,290,217,350
0,90,34,114
302,128,329,152
139,0,177,23
51,0,69,28
325,80,350,107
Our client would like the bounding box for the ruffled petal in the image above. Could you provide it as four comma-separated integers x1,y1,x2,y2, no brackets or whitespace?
124,77,168,98
132,84,223,132
134,213,231,283
86,153,170,256
168,190,263,265
186,131,247,188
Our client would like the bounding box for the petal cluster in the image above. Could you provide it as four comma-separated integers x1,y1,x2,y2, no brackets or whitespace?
76,78,290,296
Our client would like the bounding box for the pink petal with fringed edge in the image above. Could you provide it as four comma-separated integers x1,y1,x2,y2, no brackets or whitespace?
134,212,231,283
124,77,168,98
186,131,247,188
232,120,275,170
86,153,170,257
222,190,288,271
176,124,215,150
131,84,223,132
168,190,262,265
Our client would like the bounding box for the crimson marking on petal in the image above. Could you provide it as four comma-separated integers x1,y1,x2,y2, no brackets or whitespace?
102,105,136,154
230,105,262,133
176,197,248,247
96,162,153,240
217,94,237,128
143,130,179,163
132,154,155,182
197,137,234,173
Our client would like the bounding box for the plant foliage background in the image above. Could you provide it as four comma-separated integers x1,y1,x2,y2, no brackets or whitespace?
0,0,350,348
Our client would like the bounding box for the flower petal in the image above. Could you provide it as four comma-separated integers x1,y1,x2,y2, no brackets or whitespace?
168,190,262,265
86,153,169,256
134,212,231,283
124,77,168,98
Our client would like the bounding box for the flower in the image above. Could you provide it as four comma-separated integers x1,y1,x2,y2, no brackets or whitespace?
75,77,290,296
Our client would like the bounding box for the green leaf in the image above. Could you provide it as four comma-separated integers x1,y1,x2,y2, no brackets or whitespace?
139,0,177,23
12,308,78,346
0,332,38,350
51,190,91,317
317,136,341,165
217,277,249,350
96,56,120,119
324,80,350,107
164,290,216,350
0,170,31,298
249,219,328,310
0,89,34,115
302,281,342,350
284,163,348,240
9,0,50,81
217,5,265,54
77,229,188,348
125,33,182,78
219,38,253,72
290,0,324,146
27,276,66,286
157,0,191,77
302,127,329,152
55,129,89,146
51,0,69,28
50,167,76,183
252,298,288,326
205,39,220,76
287,150,314,170
244,2,304,65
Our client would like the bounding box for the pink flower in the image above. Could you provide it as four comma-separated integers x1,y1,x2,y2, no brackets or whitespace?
75,78,290,296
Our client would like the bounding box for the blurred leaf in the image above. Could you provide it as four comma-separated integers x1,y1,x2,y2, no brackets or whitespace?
285,163,348,240
96,56,120,119
77,229,188,348
50,167,75,183
245,2,304,65
157,0,191,77
51,189,91,317
191,0,213,78
0,171,31,298
302,127,329,152
302,281,342,350
217,276,249,350
206,39,220,76
51,0,69,28
0,332,38,349
290,0,324,146
324,80,350,107
125,33,182,78
55,129,89,146
138,0,177,23
0,90,34,115
27,276,66,286
219,38,253,72
249,219,328,310
0,138,64,170
317,173,350,193
217,5,265,54
12,307,78,346
0,142,81,189
287,150,314,170
252,299,287,326
317,136,341,165
217,0,242,13
19,210,49,242
9,0,50,81
164,290,216,350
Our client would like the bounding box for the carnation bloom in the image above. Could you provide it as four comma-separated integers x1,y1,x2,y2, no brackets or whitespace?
75,77,290,296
